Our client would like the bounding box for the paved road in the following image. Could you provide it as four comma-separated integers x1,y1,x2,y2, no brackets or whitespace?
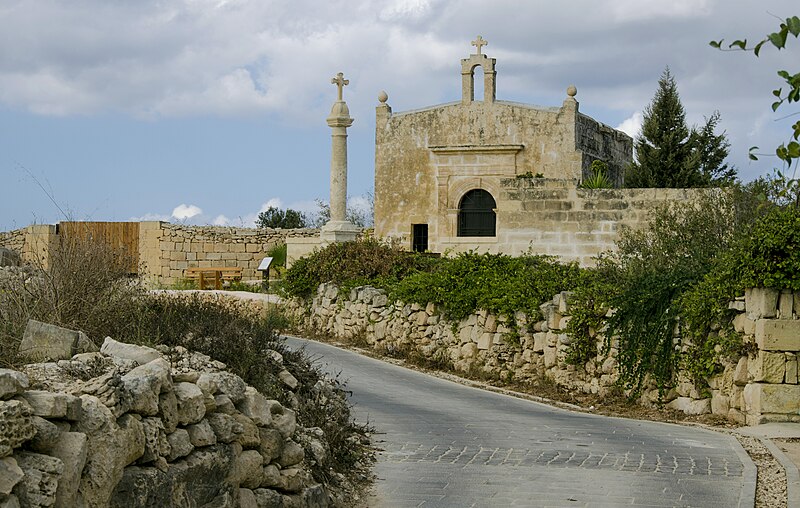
284,337,755,508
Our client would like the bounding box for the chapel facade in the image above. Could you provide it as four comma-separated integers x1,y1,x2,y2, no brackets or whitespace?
373,37,640,264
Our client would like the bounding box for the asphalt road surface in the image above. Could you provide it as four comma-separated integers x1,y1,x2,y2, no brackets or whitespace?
284,336,755,508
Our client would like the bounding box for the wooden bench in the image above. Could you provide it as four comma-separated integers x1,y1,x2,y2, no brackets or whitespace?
184,267,243,290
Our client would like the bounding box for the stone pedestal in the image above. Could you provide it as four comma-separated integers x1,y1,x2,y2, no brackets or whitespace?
320,221,360,245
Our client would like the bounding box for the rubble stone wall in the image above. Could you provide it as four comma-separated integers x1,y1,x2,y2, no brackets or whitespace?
287,284,800,426
0,334,331,508
0,228,26,256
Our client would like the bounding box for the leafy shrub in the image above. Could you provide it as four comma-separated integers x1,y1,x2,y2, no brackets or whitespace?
733,206,800,290
564,266,617,365
679,206,799,379
280,237,436,299
580,160,614,189
582,189,763,391
391,252,580,322
267,243,288,268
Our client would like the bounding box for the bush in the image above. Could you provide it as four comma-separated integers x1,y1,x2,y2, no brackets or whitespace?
679,206,800,379
564,266,617,366
280,237,436,299
734,206,800,290
575,189,764,391
390,252,580,322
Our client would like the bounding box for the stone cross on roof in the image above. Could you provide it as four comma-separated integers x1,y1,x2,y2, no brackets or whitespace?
331,72,349,101
471,35,487,55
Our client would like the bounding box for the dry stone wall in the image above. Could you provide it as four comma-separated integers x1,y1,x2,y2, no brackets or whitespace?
0,329,332,508
0,229,25,257
287,284,800,426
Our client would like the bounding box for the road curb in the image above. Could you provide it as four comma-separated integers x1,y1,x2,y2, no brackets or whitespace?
729,436,758,508
758,437,800,508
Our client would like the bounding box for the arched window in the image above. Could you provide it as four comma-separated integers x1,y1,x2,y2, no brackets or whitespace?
458,189,496,237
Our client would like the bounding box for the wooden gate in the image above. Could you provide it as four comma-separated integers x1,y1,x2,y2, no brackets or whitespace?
58,222,140,274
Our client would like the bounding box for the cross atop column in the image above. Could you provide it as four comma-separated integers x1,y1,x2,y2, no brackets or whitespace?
471,35,487,55
331,72,349,101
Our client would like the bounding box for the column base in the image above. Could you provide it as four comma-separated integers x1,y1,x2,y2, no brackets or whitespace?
320,221,361,245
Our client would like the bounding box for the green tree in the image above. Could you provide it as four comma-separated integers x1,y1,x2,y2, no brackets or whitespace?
690,111,737,186
626,68,734,188
310,196,372,228
711,15,800,205
255,207,307,229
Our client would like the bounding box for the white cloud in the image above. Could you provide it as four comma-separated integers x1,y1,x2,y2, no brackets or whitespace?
212,214,230,226
171,203,203,220
258,198,283,213
617,111,643,139
129,212,171,222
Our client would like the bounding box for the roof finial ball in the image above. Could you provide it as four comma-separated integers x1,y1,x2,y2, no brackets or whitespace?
566,84,577,98
378,90,388,104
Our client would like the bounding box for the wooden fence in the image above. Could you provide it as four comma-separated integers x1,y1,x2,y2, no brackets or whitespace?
58,222,140,273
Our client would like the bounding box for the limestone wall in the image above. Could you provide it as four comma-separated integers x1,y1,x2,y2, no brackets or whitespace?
144,222,319,285
0,334,330,508
576,113,632,186
493,181,708,266
286,283,800,426
0,228,26,256
0,222,320,286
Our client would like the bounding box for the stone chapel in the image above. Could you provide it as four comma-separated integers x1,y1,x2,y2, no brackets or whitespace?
371,37,670,266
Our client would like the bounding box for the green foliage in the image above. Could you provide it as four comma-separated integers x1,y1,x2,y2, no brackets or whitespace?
310,195,373,228
678,251,744,380
711,15,800,205
733,206,800,290
580,160,614,189
690,111,737,186
267,243,287,268
255,206,307,229
280,237,435,299
586,190,760,391
564,267,616,365
626,68,735,188
391,252,580,323
516,171,544,179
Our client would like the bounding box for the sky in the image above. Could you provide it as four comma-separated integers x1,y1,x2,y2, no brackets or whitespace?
1,0,798,231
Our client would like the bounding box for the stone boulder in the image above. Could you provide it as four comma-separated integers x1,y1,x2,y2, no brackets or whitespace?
18,321,97,363
0,248,20,267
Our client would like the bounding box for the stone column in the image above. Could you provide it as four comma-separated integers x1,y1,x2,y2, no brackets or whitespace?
320,72,360,245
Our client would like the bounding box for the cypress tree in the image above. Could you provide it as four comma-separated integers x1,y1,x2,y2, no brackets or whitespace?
626,68,734,188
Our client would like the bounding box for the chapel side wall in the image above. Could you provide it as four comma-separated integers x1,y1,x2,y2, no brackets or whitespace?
436,181,706,267
576,114,633,187
155,223,320,285
498,181,706,266
375,101,582,244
